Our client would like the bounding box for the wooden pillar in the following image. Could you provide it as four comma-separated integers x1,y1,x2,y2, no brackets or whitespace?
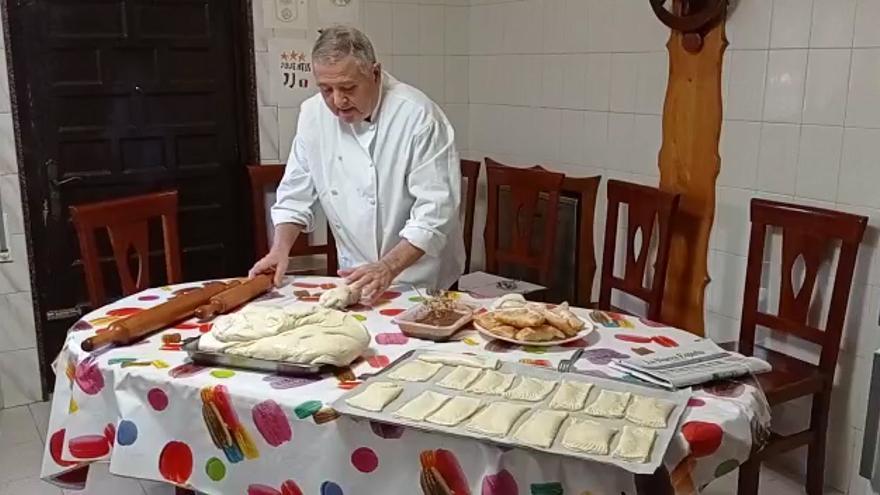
655,2,727,336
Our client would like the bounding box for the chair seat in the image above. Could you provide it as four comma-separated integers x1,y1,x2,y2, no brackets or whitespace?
718,342,825,406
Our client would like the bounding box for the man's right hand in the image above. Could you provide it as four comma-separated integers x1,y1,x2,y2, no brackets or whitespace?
248,249,291,287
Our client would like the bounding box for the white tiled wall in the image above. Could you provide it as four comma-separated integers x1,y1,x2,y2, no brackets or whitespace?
0,18,41,409
463,0,880,493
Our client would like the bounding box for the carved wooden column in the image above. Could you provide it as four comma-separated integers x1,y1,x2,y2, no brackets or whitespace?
652,0,727,336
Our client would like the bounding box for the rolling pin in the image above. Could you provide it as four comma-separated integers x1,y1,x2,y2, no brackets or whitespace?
81,281,235,352
194,274,274,321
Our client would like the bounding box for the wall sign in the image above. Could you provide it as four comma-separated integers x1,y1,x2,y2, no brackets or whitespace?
269,39,317,107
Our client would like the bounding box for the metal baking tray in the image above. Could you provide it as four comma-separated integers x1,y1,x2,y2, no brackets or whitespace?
182,336,328,376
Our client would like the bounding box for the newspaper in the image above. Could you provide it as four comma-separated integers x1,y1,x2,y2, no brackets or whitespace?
610,339,772,390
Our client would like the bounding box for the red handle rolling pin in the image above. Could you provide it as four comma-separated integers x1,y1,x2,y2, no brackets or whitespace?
194,274,274,321
80,281,235,352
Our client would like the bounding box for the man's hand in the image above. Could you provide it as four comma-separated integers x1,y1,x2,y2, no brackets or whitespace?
249,249,291,287
339,260,395,304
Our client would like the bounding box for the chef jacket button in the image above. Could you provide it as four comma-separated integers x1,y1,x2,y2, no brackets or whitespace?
331,189,339,195
338,155,343,161
368,198,376,205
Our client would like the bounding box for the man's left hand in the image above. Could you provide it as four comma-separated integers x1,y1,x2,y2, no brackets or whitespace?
339,261,395,304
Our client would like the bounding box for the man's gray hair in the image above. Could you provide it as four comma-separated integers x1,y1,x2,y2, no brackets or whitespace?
312,25,377,72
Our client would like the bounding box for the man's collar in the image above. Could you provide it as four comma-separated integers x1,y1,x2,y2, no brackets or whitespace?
365,71,385,124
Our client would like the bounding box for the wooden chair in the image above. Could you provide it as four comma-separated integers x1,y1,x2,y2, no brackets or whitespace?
70,190,183,309
598,180,680,322
532,166,601,307
460,159,481,273
484,158,565,288
728,199,867,495
246,164,337,275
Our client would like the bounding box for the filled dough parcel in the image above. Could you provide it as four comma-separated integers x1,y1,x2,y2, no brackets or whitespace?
467,402,530,437
549,381,594,411
467,370,515,395
387,360,444,382
561,419,618,455
426,396,484,426
625,396,676,428
504,377,558,402
345,382,403,412
394,391,451,421
437,366,483,391
418,352,499,370
612,426,657,463
512,409,568,448
585,390,632,418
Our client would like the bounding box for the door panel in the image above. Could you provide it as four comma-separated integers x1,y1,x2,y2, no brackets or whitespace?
6,0,257,394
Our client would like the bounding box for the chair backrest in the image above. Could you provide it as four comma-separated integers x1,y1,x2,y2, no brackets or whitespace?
599,180,680,321
460,159,481,273
484,158,565,287
70,190,182,308
739,199,867,374
246,164,337,274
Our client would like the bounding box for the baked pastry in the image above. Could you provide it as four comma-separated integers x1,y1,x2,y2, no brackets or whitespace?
494,308,545,328
544,303,585,336
515,325,564,342
490,325,518,339
475,313,504,330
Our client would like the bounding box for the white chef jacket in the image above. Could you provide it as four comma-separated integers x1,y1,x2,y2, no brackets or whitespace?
271,72,465,290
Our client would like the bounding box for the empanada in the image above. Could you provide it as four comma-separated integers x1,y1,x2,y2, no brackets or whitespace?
494,308,545,328
393,391,451,421
562,419,618,455
490,325,518,339
612,426,657,463
475,313,504,330
549,381,594,411
512,409,568,448
625,396,675,428
345,382,403,412
514,325,563,342
584,390,632,418
466,402,530,436
437,366,483,390
387,360,444,382
504,377,557,402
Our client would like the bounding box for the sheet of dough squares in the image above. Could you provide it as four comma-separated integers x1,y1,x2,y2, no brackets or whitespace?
333,349,692,474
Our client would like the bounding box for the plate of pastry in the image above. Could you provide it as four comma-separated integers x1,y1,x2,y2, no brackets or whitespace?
473,294,595,346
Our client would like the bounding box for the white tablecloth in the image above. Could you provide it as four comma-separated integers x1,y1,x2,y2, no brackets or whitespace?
40,277,768,494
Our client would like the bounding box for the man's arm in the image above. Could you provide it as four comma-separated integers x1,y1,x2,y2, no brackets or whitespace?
341,240,424,302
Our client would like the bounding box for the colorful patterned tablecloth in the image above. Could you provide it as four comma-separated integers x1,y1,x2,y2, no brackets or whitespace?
40,277,769,495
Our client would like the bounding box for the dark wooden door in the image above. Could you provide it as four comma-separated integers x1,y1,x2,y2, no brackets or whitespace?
5,0,257,394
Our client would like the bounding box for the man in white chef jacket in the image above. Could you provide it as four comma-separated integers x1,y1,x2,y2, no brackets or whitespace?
250,25,465,303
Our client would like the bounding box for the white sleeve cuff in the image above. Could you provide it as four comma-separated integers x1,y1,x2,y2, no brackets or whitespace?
400,224,446,257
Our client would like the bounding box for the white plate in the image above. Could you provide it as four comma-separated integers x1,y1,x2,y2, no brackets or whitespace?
473,315,595,347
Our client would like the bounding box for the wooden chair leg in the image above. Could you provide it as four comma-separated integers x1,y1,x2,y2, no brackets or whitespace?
806,391,831,495
737,458,761,495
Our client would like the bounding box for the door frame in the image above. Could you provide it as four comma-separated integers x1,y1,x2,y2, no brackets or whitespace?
1,0,260,398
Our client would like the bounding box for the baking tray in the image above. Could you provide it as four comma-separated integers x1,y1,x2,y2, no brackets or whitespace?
333,349,692,474
182,336,328,376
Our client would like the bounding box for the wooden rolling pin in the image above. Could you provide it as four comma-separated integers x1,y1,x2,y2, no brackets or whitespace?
81,281,235,351
194,274,274,321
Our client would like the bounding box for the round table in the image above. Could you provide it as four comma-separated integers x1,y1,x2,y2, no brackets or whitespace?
39,277,768,494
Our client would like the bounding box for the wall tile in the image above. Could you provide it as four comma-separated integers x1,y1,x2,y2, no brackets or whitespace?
0,114,17,176
255,52,271,107
561,55,587,110
803,49,851,125
757,123,800,195
541,54,565,109
607,113,635,172
0,292,36,352
393,4,420,55
517,55,544,108
770,0,813,48
444,6,469,55
0,52,9,114
0,235,30,295
444,103,469,151
842,284,880,358
854,0,880,47
561,0,589,53
558,110,586,165
0,348,40,407
587,0,615,53
839,127,880,208
444,56,469,104
847,48,880,128
419,5,445,55
707,250,748,319
636,52,668,116
584,53,611,112
258,106,279,162
583,111,608,168
763,49,808,123
631,114,661,177
712,186,752,257
795,125,843,201
609,53,638,113
419,56,445,104
365,2,393,56
810,0,857,48
725,50,768,121
529,108,561,164
727,0,772,49
705,312,741,344
719,120,761,189
277,107,299,163
0,174,23,236
542,0,566,54
484,3,505,55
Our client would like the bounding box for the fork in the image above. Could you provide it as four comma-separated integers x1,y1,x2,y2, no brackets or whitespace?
557,348,585,373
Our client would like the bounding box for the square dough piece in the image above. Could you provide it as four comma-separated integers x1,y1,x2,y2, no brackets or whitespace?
612,426,657,463
426,396,484,426
467,402,531,437
387,360,444,382
512,409,569,448
468,370,516,395
561,419,618,455
394,391,451,421
625,396,676,428
437,366,483,391
585,390,632,418
418,352,499,369
345,382,403,412
549,381,594,411
504,377,558,402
